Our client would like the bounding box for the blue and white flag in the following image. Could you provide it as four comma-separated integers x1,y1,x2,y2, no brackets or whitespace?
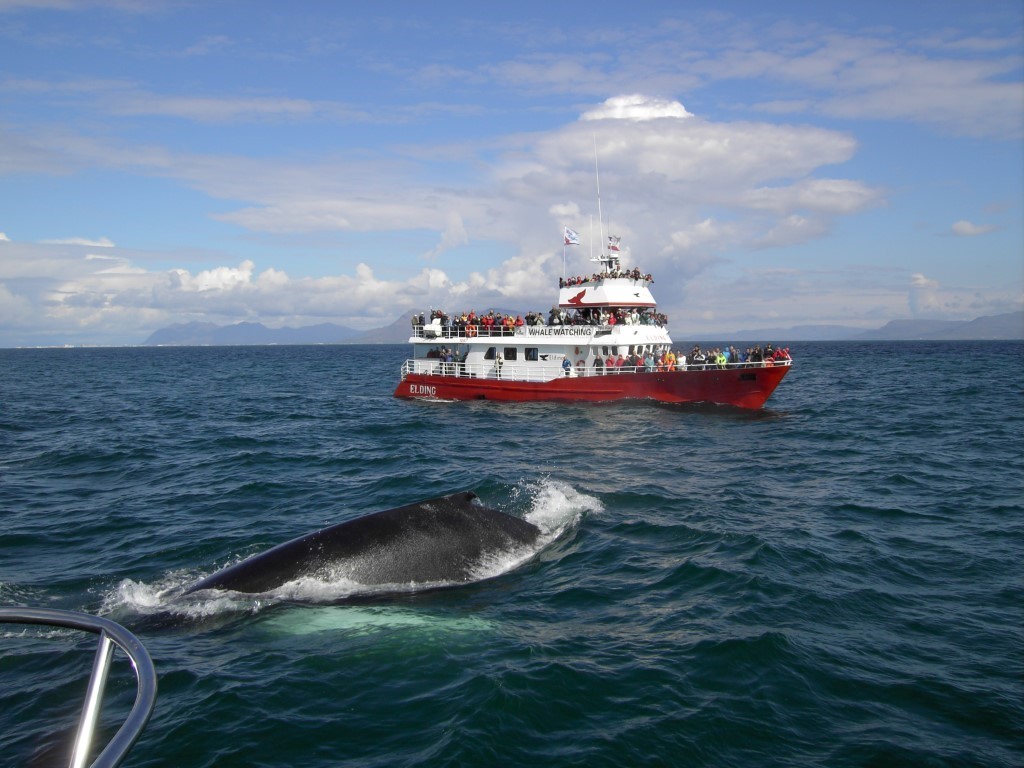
564,227,580,246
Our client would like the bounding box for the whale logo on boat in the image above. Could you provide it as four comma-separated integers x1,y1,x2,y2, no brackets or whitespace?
184,492,541,596
567,289,587,305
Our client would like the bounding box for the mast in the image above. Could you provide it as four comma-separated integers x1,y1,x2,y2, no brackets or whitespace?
594,134,606,267
592,135,623,272
589,214,594,263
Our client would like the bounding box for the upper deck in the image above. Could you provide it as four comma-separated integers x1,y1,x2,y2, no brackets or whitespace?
410,316,670,345
558,274,656,309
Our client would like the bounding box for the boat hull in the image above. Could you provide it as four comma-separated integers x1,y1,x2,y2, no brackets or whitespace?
394,364,790,409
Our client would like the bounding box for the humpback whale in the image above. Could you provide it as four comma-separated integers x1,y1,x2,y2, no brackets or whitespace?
185,491,540,595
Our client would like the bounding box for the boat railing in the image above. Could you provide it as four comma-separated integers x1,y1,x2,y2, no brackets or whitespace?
401,359,564,382
412,322,516,339
410,320,669,340
400,357,791,381
0,607,158,768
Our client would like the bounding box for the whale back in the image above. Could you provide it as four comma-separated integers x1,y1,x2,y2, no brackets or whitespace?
185,491,540,595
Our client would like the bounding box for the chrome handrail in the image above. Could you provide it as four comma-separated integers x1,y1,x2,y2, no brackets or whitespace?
0,607,157,768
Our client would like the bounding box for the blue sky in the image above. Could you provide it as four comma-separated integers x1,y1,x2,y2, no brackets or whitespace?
1,0,1021,346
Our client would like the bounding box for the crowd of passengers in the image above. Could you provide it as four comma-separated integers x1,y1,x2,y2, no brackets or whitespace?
414,305,668,337
550,306,669,327
581,344,791,374
559,267,653,288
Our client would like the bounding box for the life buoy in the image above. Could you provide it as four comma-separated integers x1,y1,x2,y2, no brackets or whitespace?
467,325,478,337
575,347,581,355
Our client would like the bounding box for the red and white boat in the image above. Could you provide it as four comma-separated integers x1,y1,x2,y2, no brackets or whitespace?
394,246,791,409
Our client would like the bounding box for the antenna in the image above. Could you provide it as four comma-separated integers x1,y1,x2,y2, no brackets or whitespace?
594,134,605,261
589,214,593,262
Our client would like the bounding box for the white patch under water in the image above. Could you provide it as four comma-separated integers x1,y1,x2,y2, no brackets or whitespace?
257,605,495,636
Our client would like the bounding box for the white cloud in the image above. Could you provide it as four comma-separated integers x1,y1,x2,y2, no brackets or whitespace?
753,214,830,250
44,237,115,247
909,272,942,316
0,94,895,342
0,281,33,325
742,179,880,216
951,219,995,236
0,232,9,241
110,94,323,123
1,89,1014,345
581,95,694,122
167,260,255,293
423,211,469,260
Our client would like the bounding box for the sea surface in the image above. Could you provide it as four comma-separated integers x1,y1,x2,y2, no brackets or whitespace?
1,341,1022,768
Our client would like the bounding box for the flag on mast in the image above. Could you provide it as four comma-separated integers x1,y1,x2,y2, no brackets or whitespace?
564,227,580,246
608,235,621,252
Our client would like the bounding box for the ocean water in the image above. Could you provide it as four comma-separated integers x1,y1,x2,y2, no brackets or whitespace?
1,341,1022,768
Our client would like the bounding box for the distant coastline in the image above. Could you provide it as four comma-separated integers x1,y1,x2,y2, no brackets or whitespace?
134,310,1023,347
5,310,1021,349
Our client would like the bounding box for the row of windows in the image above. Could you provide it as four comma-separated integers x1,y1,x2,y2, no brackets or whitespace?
483,346,536,361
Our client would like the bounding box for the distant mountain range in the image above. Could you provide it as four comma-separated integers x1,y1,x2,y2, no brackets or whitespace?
143,321,362,346
729,311,1024,341
142,310,1023,346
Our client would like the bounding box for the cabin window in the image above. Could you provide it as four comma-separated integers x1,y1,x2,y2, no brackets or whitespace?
503,347,518,361
525,347,539,361
484,347,496,360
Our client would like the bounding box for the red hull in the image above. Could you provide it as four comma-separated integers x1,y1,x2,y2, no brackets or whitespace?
394,364,790,409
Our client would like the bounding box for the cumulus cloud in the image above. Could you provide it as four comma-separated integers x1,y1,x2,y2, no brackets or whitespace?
0,95,892,342
170,260,256,292
581,95,693,121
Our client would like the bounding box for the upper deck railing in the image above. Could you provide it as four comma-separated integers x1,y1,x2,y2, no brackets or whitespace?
0,607,157,768
411,319,668,340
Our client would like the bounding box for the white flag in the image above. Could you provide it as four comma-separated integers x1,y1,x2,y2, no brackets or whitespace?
564,227,580,246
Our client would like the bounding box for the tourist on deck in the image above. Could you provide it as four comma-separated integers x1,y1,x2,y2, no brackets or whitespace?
691,346,706,369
